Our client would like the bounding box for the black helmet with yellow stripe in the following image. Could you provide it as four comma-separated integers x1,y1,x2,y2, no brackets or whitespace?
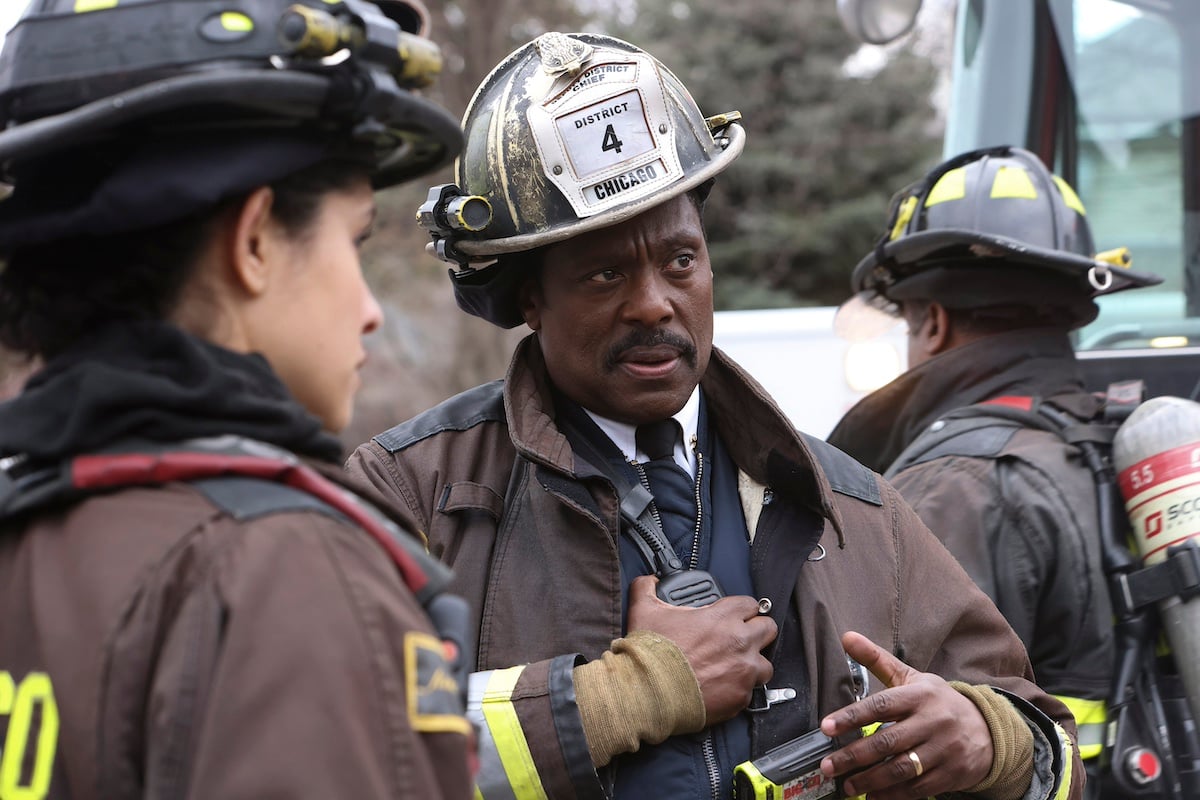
0,0,461,249
846,146,1160,329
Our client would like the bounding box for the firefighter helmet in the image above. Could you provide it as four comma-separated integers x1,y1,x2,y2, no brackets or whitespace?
0,0,462,248
845,146,1160,331
417,31,745,328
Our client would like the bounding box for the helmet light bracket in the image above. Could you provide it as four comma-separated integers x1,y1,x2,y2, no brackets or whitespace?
418,183,495,268
278,1,442,88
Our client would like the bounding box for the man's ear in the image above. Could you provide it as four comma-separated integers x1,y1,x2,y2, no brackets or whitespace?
924,301,953,356
227,187,277,297
518,274,543,332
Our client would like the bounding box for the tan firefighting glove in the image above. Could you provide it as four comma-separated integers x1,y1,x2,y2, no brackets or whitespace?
952,682,1035,800
574,630,706,767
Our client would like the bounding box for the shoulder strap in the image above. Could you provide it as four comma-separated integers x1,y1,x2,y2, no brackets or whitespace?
885,410,1026,478
885,394,1119,479
552,412,683,575
1,436,475,700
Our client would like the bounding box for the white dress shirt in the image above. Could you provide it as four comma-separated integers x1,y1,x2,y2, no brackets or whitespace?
583,387,701,479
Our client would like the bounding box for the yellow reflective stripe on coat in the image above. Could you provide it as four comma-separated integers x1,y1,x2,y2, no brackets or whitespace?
1054,695,1106,760
474,667,548,800
1052,721,1075,800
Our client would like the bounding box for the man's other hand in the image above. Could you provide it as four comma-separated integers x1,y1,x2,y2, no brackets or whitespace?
819,631,994,800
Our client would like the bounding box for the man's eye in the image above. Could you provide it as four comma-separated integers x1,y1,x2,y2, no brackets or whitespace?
588,269,620,283
669,254,695,270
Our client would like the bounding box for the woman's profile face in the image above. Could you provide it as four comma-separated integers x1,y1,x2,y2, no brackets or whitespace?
258,175,382,432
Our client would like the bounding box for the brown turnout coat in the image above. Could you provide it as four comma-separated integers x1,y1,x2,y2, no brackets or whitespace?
0,460,473,799
349,335,1084,800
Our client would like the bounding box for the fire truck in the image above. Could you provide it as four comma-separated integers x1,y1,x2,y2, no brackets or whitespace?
837,0,1200,400
830,4,1200,797
720,0,1200,437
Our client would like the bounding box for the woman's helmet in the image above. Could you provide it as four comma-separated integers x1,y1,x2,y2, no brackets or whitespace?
0,0,463,249
416,31,745,328
840,145,1160,333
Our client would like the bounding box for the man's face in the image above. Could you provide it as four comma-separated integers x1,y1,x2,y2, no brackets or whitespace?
521,193,714,424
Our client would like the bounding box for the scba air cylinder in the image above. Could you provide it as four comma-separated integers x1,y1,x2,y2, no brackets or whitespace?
1114,395,1200,725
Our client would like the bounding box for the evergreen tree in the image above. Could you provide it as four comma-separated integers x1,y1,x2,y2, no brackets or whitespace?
610,0,941,308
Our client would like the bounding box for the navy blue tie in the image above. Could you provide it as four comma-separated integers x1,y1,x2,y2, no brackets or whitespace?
636,420,697,560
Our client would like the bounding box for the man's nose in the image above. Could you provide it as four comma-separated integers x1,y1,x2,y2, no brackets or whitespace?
623,270,673,327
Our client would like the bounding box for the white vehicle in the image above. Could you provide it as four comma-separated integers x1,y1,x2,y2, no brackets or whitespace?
712,307,905,438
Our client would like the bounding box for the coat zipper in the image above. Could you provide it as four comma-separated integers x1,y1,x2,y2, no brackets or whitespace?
689,451,704,568
638,443,721,800
692,447,720,800
702,732,721,800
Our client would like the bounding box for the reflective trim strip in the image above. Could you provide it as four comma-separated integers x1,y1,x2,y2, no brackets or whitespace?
889,195,919,240
1052,175,1087,215
990,165,1039,200
1052,721,1075,800
76,0,118,10
468,671,519,800
1073,723,1105,759
1053,695,1106,760
925,167,966,207
476,667,549,800
220,12,254,32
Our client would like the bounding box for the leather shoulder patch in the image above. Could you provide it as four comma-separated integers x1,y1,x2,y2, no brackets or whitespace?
374,380,506,454
801,434,882,506
893,418,1020,474
191,476,348,523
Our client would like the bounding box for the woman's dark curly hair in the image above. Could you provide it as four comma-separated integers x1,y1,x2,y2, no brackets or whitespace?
0,158,367,360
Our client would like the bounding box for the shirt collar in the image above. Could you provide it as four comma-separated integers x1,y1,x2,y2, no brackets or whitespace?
583,386,701,477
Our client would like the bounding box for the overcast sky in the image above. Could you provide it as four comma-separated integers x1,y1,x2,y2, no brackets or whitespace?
1,5,21,47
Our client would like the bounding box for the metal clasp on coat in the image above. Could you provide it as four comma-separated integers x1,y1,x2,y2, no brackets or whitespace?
848,656,870,702
748,684,797,712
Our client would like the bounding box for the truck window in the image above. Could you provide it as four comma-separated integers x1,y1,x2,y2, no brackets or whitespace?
1051,0,1189,351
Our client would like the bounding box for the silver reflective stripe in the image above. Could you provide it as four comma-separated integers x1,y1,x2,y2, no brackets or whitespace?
1076,722,1105,754
468,670,520,800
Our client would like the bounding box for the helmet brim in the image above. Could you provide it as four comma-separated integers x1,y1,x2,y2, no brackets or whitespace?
0,71,462,189
852,228,1162,298
0,70,463,249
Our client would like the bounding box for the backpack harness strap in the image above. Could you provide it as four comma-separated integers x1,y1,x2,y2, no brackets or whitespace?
0,436,471,673
0,435,477,741
68,446,445,599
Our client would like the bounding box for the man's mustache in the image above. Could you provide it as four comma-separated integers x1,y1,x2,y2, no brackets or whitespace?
605,329,697,371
